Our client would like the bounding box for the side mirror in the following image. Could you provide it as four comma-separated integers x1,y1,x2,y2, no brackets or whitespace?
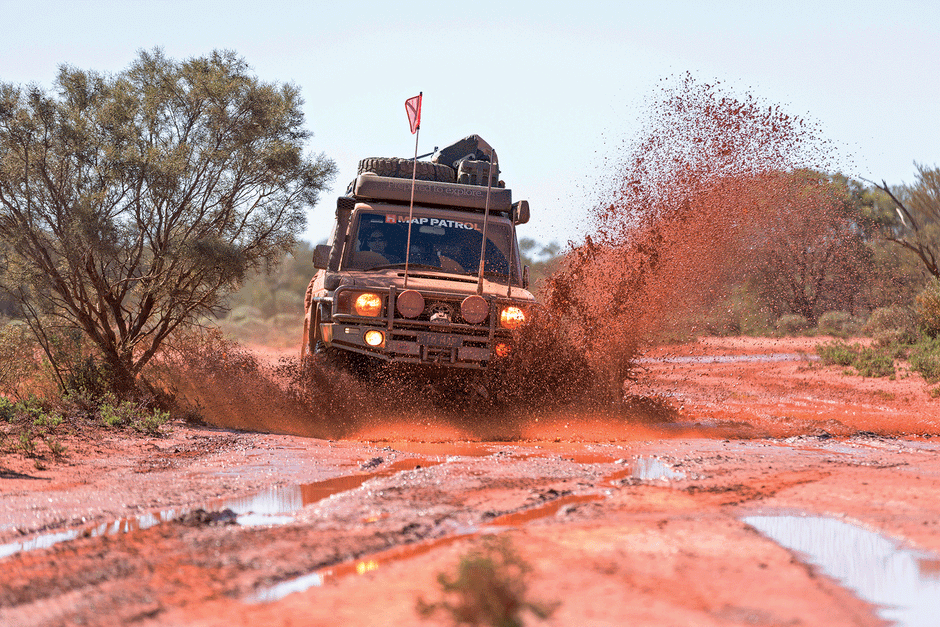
523,265,530,289
313,244,331,270
512,200,530,225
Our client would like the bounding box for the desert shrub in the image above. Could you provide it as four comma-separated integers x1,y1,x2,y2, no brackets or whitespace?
852,347,895,378
863,305,918,338
0,395,68,460
0,321,44,398
815,310,861,338
97,395,169,434
817,341,859,367
701,286,775,337
916,280,940,338
417,536,557,627
62,356,114,401
776,314,811,336
909,337,940,383
816,341,895,378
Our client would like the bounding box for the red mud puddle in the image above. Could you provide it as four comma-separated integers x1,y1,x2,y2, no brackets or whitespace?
487,494,604,526
245,454,683,601
0,457,439,559
247,533,474,603
247,493,608,604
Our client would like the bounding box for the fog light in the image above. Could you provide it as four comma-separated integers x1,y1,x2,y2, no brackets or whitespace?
494,342,511,358
461,295,488,324
364,330,385,347
354,293,382,317
499,306,526,329
397,289,424,318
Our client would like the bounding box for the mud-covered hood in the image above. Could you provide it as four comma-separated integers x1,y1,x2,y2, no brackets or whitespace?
332,269,534,302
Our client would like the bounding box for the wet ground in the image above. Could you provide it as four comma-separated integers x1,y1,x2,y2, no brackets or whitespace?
1,336,938,626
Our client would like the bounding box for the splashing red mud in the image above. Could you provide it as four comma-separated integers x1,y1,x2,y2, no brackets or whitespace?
542,74,845,399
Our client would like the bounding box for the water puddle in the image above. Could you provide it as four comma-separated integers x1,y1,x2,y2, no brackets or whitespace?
0,457,436,560
744,514,940,626
248,478,612,601
247,533,474,603
605,456,687,484
248,490,608,603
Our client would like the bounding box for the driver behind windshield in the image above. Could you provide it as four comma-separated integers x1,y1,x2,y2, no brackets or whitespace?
365,228,402,264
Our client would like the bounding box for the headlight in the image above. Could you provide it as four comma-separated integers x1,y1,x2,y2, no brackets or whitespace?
363,330,385,347
499,306,526,329
354,292,383,317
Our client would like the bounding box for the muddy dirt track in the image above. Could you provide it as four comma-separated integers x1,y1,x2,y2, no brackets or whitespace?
1,336,939,627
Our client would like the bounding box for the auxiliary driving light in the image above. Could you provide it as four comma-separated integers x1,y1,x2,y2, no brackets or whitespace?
461,295,488,324
499,306,526,329
354,292,382,317
363,330,385,347
494,342,512,358
397,289,424,318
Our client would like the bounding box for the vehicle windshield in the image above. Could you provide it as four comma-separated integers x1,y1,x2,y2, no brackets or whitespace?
347,211,522,284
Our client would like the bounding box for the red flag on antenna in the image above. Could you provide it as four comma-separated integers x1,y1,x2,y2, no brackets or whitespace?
405,93,422,134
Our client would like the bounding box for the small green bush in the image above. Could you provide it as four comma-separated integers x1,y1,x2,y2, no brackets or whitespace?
864,305,918,340
417,536,557,627
777,314,811,336
133,408,171,435
817,341,859,367
1,395,68,460
852,347,895,378
816,341,895,378
916,280,940,339
816,311,861,338
97,397,168,434
910,337,940,383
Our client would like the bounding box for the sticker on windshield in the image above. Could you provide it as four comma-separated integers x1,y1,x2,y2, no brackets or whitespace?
390,216,477,230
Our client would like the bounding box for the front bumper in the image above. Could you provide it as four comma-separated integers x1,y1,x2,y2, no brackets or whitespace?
323,322,502,368
319,285,527,369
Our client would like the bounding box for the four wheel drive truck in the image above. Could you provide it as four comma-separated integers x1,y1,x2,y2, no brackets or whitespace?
301,135,535,384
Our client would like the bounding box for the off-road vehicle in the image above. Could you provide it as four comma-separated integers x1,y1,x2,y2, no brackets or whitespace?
302,135,535,397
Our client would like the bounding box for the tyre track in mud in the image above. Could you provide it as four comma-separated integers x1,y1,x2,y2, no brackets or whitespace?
3,427,939,626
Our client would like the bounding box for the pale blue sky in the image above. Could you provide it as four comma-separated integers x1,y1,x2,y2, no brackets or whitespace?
1,0,937,245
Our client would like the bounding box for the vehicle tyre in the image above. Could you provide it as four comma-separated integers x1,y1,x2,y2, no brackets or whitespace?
358,157,456,183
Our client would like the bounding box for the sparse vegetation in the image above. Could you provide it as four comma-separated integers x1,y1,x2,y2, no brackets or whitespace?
916,279,940,339
817,341,895,378
909,338,940,383
815,310,861,338
776,314,811,336
417,536,558,627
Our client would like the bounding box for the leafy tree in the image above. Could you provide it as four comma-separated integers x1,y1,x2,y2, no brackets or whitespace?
0,49,336,396
749,172,875,322
872,164,940,280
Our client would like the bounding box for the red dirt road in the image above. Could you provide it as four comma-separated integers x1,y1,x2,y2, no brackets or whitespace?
1,336,938,626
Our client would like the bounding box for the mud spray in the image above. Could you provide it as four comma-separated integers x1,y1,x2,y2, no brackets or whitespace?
170,75,849,441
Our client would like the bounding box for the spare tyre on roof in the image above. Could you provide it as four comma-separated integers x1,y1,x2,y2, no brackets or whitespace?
357,157,456,183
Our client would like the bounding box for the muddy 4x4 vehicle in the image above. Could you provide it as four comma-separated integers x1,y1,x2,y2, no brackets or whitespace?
302,135,535,397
